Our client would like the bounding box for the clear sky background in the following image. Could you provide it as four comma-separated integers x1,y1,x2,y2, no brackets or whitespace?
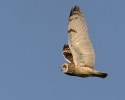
0,0,125,100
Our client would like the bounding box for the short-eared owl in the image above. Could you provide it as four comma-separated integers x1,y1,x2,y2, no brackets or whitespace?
61,6,108,78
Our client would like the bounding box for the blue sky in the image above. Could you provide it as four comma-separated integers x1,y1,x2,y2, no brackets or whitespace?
0,0,125,100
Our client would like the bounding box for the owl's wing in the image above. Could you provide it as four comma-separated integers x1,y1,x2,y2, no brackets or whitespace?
62,44,73,63
68,6,95,68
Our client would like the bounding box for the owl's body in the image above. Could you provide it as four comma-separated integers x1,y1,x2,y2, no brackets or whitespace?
61,6,108,78
61,63,107,78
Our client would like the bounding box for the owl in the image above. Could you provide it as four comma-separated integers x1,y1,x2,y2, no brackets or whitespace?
61,6,108,78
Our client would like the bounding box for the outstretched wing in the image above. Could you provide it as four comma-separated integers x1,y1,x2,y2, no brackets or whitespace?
68,6,95,68
62,44,73,63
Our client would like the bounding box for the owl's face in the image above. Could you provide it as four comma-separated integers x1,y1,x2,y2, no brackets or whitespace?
61,63,76,76
61,63,69,73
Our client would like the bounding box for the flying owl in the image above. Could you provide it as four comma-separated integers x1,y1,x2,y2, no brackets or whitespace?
61,6,108,78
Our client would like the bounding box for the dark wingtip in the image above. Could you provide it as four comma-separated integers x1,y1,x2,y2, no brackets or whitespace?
74,5,80,11
100,73,108,78
93,72,108,78
63,44,69,49
69,5,80,17
70,8,73,17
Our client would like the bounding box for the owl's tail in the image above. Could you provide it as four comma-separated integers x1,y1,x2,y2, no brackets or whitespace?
92,71,108,78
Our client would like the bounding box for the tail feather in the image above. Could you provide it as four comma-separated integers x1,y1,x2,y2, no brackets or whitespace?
92,71,108,78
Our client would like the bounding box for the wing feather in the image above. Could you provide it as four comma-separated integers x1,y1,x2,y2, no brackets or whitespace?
62,44,73,63
68,6,95,68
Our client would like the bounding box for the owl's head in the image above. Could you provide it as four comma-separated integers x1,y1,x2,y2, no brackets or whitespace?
61,63,69,73
61,63,75,76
